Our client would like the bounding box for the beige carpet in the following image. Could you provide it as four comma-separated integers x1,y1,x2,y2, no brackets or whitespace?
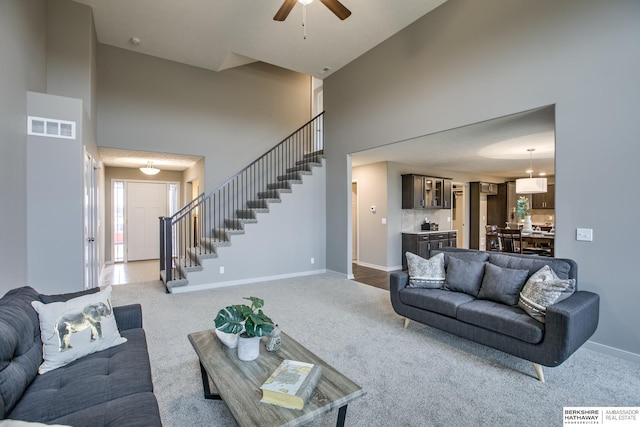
111,274,640,427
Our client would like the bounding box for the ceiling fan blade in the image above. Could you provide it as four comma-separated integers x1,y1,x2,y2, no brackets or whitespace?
319,0,352,20
274,0,297,21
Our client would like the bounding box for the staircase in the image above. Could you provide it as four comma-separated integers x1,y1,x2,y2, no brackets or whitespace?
159,113,324,293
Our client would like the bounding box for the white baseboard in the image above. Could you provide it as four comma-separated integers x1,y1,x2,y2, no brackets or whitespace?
169,269,327,293
355,261,402,272
583,340,640,365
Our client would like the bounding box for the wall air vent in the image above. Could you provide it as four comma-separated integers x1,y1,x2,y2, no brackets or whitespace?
28,116,76,140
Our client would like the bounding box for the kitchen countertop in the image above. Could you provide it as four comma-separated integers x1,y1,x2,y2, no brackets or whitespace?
402,230,456,235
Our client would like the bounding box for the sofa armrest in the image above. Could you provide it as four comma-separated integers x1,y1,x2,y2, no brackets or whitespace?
542,290,600,365
390,272,410,316
113,304,143,331
390,272,410,293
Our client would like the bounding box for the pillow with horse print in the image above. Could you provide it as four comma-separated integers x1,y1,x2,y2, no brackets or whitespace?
31,286,127,374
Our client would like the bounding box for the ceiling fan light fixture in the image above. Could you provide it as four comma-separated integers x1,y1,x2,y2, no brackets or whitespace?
298,0,313,4
140,161,160,176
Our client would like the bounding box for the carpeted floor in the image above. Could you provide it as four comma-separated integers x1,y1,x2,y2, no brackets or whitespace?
111,274,640,427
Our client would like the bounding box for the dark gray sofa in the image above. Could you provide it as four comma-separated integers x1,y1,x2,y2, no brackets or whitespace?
390,247,600,381
0,286,162,426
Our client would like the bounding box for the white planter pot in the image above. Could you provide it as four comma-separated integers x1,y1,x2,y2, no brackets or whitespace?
214,329,239,348
237,335,261,361
523,215,533,233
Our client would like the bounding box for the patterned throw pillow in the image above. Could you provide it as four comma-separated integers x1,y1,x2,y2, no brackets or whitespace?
406,252,446,288
31,286,127,374
518,265,576,323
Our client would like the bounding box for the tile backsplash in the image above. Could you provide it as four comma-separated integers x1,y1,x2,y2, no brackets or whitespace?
402,208,452,232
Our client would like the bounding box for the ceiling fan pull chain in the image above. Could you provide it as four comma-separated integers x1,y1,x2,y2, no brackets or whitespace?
303,4,308,39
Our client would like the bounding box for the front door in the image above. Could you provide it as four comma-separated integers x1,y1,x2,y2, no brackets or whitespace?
127,182,168,261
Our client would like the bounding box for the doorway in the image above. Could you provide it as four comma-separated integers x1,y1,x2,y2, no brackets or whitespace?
452,184,466,248
84,150,99,289
351,181,358,261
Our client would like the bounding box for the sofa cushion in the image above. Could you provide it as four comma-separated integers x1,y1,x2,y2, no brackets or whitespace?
438,249,490,265
477,263,529,307
7,328,153,423
488,253,572,280
399,288,475,318
444,257,486,297
30,286,127,374
518,265,576,323
0,287,43,419
48,392,161,427
38,288,100,304
457,300,545,344
406,252,446,288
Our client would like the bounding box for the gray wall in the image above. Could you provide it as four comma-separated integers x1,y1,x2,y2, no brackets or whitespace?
97,45,311,192
26,92,86,293
0,0,47,295
325,0,640,359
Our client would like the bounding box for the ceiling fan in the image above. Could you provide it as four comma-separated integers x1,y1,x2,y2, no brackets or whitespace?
274,0,352,21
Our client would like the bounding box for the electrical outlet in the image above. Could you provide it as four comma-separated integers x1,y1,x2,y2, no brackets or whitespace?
310,257,315,264
576,228,593,242
219,266,225,274
381,218,387,224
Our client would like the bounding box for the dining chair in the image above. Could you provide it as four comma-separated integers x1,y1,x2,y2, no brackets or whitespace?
498,228,523,253
485,225,501,251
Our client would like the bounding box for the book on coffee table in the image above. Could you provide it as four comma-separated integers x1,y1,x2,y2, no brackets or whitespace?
260,359,322,410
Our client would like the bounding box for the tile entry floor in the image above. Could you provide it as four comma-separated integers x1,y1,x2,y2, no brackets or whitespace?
99,260,160,287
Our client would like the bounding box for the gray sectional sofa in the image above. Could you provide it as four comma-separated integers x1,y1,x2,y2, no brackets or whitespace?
0,286,162,426
390,247,600,381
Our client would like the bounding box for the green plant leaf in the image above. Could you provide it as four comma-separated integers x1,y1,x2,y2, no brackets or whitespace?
244,296,264,310
214,305,244,334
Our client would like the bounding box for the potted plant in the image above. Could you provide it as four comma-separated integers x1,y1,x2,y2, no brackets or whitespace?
516,196,533,233
214,296,275,361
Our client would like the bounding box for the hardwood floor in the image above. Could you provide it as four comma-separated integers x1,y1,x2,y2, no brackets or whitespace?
351,263,402,291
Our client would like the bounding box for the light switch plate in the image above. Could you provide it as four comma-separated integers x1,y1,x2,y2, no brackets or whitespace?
576,228,593,242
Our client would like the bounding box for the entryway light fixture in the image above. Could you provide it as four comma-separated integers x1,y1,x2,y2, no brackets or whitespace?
140,161,160,176
515,148,547,194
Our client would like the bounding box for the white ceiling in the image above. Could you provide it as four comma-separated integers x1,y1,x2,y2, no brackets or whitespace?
74,0,447,78
77,0,554,177
351,107,556,179
98,148,202,171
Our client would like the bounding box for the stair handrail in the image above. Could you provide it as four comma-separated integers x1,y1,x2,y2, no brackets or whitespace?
160,112,324,285
171,112,324,224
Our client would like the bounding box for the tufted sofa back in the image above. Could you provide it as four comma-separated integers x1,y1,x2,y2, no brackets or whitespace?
0,287,43,419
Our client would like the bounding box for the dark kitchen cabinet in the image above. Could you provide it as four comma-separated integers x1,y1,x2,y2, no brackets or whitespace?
401,231,457,269
402,174,452,209
531,184,555,209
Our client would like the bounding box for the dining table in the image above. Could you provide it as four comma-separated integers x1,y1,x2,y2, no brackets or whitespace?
521,232,555,256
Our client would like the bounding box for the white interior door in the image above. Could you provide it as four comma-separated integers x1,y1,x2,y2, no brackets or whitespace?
84,150,99,289
127,182,168,261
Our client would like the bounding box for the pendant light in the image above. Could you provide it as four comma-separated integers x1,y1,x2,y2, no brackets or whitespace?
140,161,160,176
515,148,547,194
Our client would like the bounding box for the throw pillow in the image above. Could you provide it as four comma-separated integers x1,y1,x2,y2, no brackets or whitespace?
444,257,486,297
31,286,127,374
406,252,446,288
477,263,529,306
518,265,576,323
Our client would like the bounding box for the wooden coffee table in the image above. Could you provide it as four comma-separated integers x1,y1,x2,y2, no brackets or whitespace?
188,329,365,427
